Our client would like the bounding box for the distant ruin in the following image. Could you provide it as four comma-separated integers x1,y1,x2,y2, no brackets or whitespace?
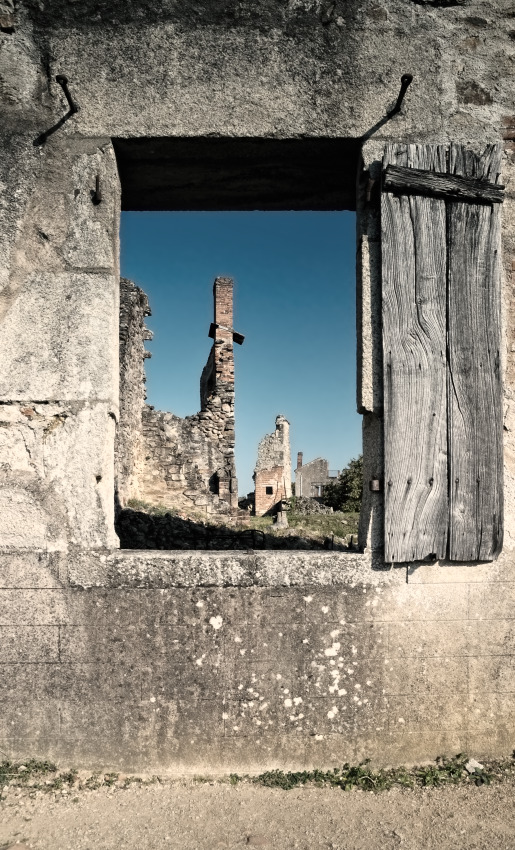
295,453,339,500
115,276,241,518
253,415,292,516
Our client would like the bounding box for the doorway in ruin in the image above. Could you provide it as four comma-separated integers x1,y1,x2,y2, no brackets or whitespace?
112,138,363,550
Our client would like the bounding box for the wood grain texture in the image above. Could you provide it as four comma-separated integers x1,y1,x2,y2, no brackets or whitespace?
382,145,449,563
447,144,503,560
383,164,505,204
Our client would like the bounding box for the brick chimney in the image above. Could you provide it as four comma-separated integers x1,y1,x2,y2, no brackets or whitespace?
297,451,303,469
213,277,234,385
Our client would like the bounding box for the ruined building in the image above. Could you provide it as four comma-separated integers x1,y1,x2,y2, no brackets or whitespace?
115,276,240,517
295,454,339,500
253,415,292,516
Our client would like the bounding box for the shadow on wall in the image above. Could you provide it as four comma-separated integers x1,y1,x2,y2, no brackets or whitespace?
115,508,355,551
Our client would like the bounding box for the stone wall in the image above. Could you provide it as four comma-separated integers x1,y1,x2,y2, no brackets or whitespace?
115,278,152,507
254,415,292,516
117,276,239,517
2,0,515,773
295,457,335,499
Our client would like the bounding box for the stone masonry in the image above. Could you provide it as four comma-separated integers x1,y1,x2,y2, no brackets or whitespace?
116,276,239,518
254,415,292,516
3,0,515,775
115,277,152,508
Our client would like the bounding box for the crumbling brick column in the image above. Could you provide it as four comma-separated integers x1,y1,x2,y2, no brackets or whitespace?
254,415,292,516
199,277,239,511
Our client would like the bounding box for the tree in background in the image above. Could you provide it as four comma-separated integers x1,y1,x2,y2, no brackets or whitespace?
321,455,363,512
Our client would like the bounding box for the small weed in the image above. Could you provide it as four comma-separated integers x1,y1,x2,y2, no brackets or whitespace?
84,773,103,791
0,759,58,786
229,774,242,786
122,776,144,788
103,773,119,787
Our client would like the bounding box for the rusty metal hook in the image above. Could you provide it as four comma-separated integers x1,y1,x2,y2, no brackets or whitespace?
55,74,80,114
387,74,413,117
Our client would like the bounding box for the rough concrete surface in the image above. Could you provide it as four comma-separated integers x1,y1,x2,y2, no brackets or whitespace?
2,781,515,850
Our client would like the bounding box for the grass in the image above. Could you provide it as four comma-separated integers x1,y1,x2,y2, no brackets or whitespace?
286,511,360,539
126,498,178,517
248,511,359,540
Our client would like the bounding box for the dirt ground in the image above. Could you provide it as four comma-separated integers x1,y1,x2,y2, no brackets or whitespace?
1,778,515,850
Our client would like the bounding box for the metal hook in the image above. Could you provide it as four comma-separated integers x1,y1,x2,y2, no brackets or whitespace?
55,74,80,114
387,74,413,117
92,174,102,205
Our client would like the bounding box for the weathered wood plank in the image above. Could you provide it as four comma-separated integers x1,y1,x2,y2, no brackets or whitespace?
382,145,449,563
447,144,503,560
383,164,505,204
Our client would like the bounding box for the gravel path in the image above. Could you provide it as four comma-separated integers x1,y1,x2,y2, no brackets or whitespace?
1,778,515,850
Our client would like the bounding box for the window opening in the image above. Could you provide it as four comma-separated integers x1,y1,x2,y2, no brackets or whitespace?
113,139,362,552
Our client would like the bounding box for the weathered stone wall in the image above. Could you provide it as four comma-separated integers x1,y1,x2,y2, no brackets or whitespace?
254,416,292,516
2,0,515,772
295,457,333,499
2,549,515,773
135,406,231,515
115,278,152,507
120,277,238,517
0,135,121,551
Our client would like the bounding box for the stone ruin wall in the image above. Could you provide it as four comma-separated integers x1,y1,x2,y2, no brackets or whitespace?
254,415,292,516
115,276,238,519
295,456,331,499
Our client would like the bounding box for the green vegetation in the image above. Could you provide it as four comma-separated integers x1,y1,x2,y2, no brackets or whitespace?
126,498,177,517
228,754,501,792
321,455,363,513
286,509,359,539
0,755,511,800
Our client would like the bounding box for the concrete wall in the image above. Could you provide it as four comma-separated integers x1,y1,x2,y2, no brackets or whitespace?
2,548,515,773
2,0,515,770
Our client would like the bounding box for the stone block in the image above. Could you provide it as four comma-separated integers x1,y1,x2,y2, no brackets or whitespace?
222,660,294,702
475,620,515,656
387,692,469,732
0,590,69,625
469,655,515,693
0,273,118,401
0,699,60,740
388,621,477,657
383,656,468,695
300,693,389,736
365,583,469,623
0,552,63,588
469,582,515,620
0,626,59,663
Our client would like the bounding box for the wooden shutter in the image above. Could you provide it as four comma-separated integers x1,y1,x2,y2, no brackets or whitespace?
382,143,504,563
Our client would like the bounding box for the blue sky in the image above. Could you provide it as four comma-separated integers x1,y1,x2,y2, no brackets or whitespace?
120,211,362,495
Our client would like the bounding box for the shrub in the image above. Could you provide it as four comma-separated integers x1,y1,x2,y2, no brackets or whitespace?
321,455,363,512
